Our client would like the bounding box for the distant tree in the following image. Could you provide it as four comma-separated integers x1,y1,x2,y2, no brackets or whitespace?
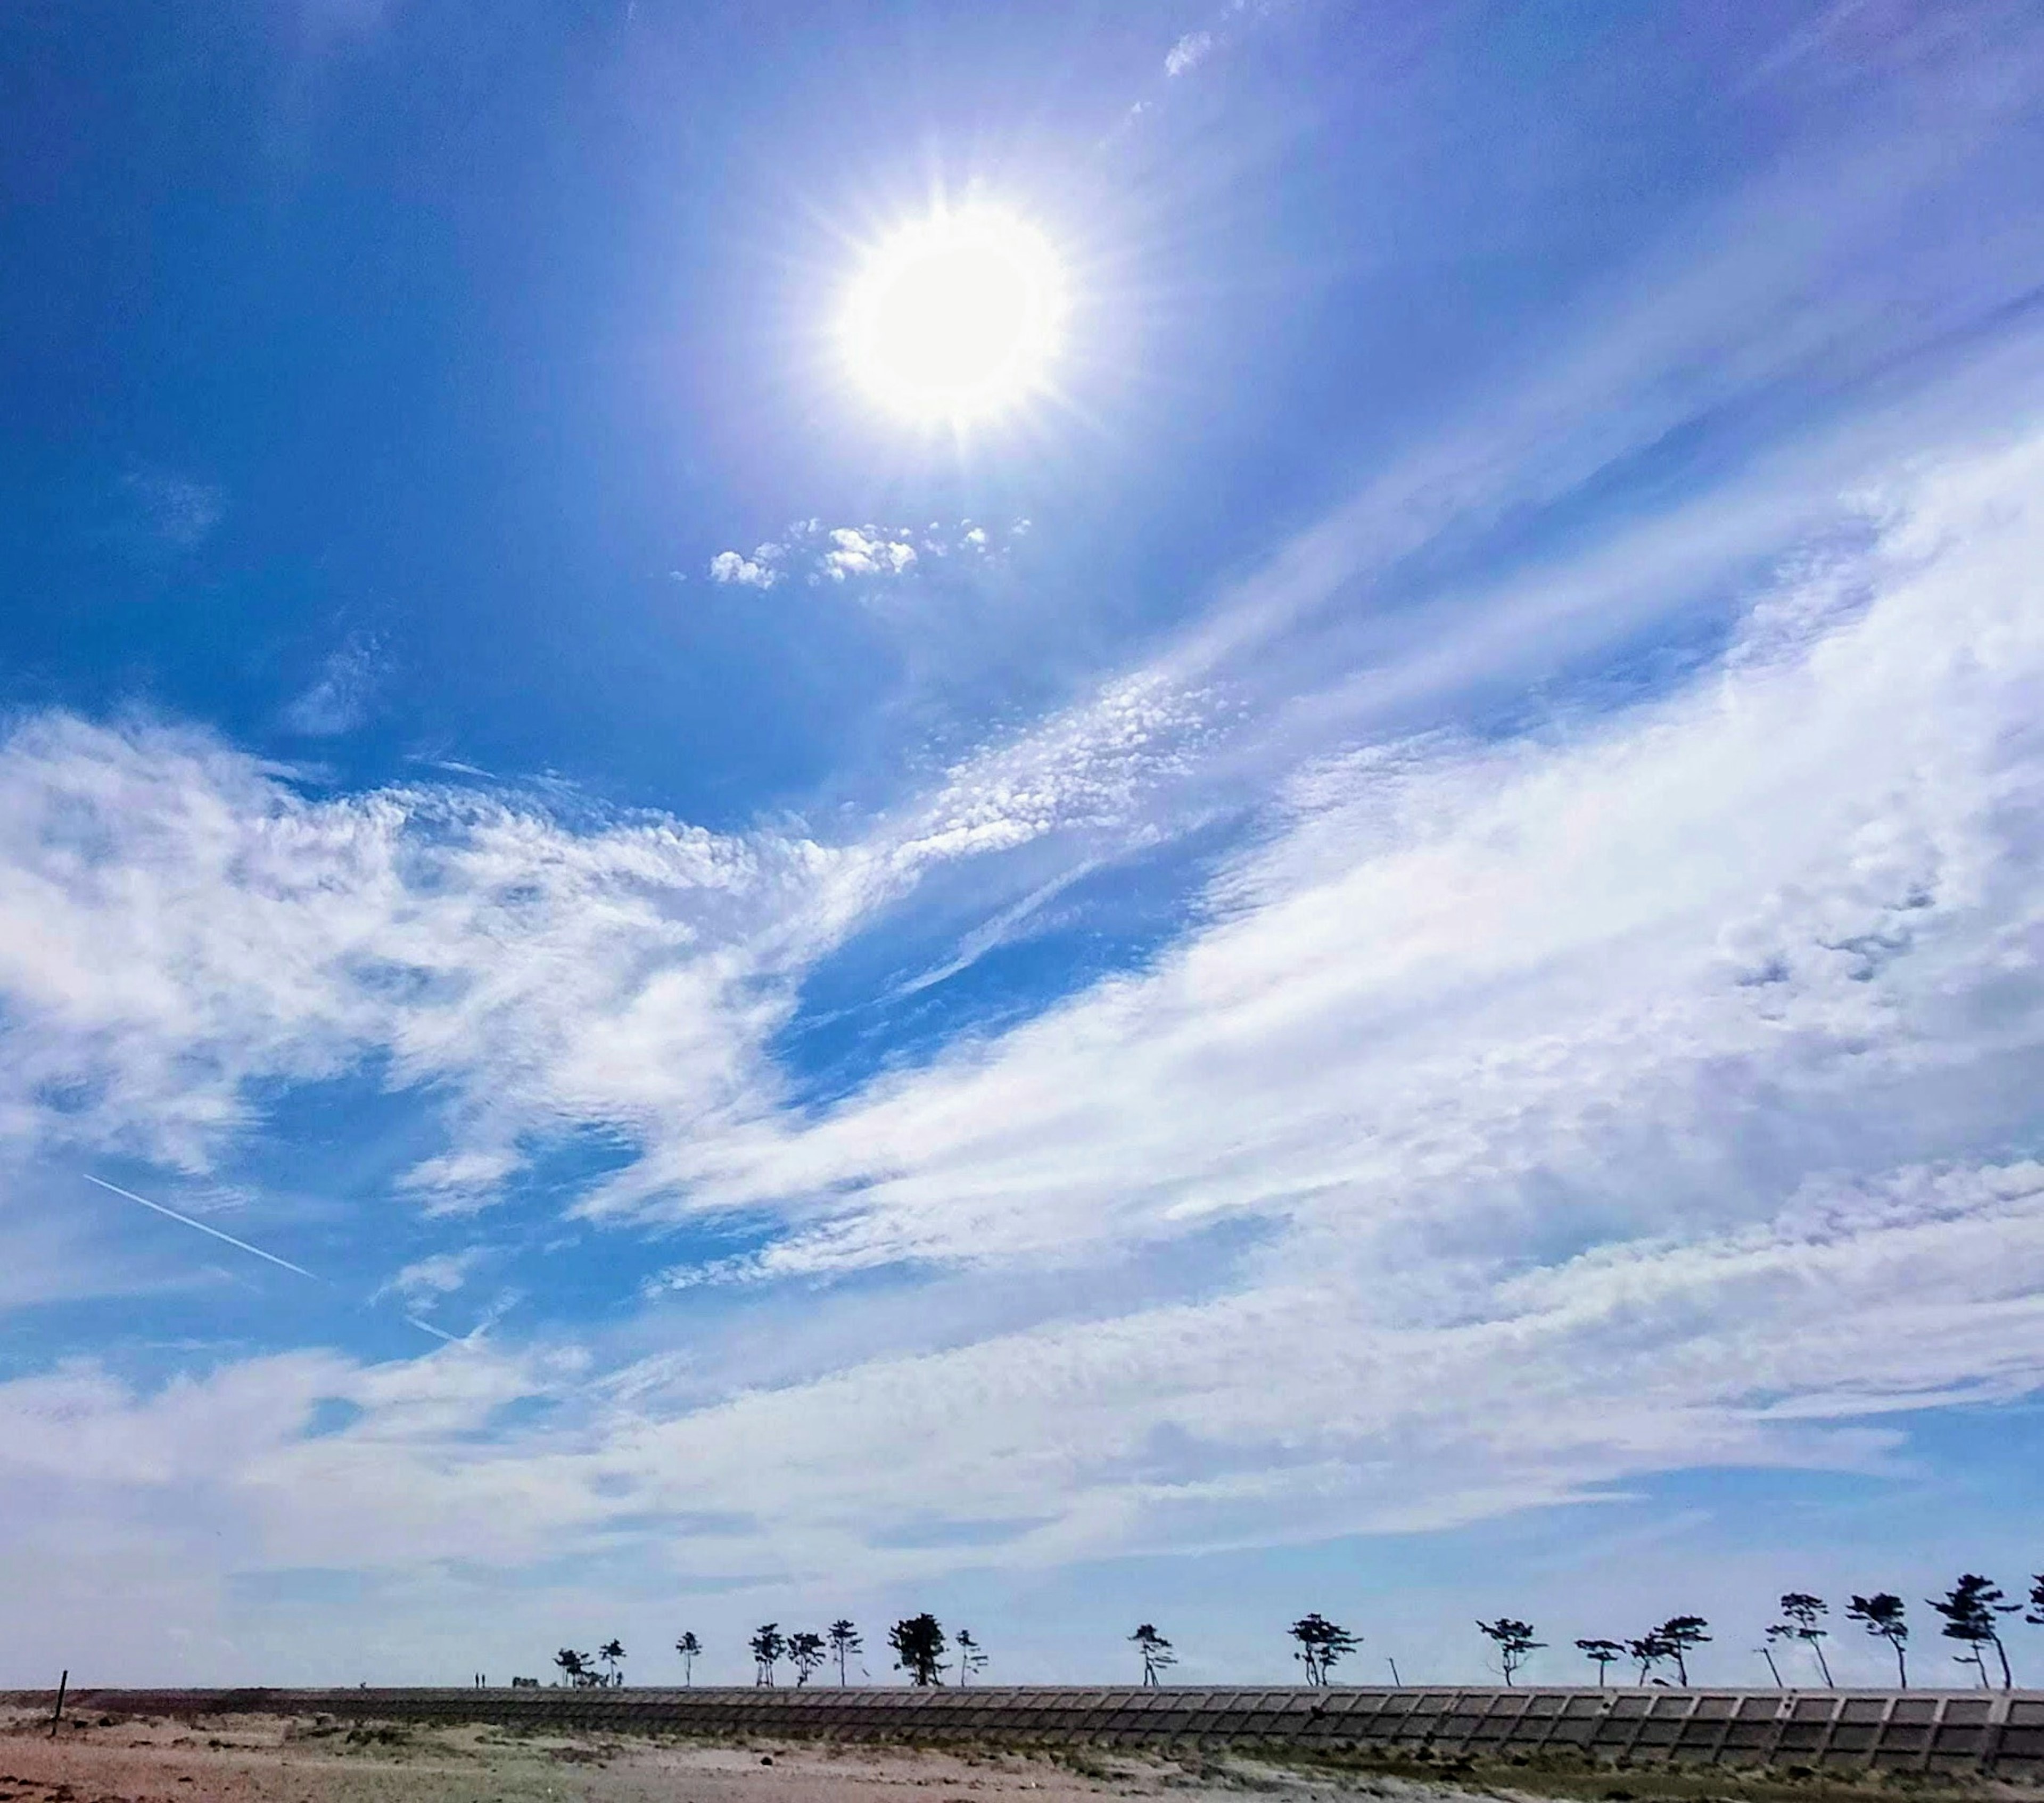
1626,1632,1673,1685
1574,1639,1622,1686
787,1631,827,1687
2027,1575,2044,1629
1845,1594,1909,1689
1287,1613,1359,1686
1477,1618,1545,1686
1655,1616,1711,1686
1131,1625,1177,1687
1768,1594,1833,1686
597,1639,627,1688
889,1613,948,1686
1930,1576,2016,1689
674,1632,702,1687
554,1648,587,1688
751,1623,787,1687
828,1619,863,1685
956,1627,988,1687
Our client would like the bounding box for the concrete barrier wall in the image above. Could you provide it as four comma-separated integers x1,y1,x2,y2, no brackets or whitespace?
18,1685,2044,1780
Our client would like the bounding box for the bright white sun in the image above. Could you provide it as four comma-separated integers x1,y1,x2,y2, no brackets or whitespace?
842,208,1065,423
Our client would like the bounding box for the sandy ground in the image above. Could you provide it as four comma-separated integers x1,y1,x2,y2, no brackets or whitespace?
0,1708,1423,1803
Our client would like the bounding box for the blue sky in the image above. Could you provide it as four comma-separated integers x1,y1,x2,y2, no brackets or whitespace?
4,0,2044,1691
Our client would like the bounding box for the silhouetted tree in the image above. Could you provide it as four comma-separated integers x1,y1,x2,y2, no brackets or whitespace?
1575,1639,1622,1686
2027,1575,2044,1629
751,1623,787,1687
828,1619,863,1685
1769,1594,1832,1686
1287,1613,1358,1686
554,1648,588,1688
1930,1576,2016,1689
787,1631,826,1687
1131,1625,1177,1687
1656,1616,1711,1685
1627,1632,1673,1684
890,1613,948,1686
1846,1594,1909,1688
597,1639,627,1688
1477,1618,1545,1686
956,1627,988,1686
674,1632,702,1686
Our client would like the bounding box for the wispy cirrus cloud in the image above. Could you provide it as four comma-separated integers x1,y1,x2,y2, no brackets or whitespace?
281,634,383,737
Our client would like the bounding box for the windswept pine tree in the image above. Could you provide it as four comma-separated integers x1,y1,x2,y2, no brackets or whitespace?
1930,1576,2016,1689
1846,1594,1909,1687
828,1619,863,1685
751,1623,787,1687
1477,1618,1545,1686
1131,1624,1177,1687
955,1627,988,1686
1627,1632,1672,1684
787,1630,826,1687
1768,1595,1832,1685
889,1613,948,1686
674,1631,702,1686
1656,1616,1711,1685
1574,1638,1622,1686
1287,1613,1358,1686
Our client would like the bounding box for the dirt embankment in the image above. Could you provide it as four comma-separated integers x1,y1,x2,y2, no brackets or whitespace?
1,1708,2031,1803
0,1707,1402,1803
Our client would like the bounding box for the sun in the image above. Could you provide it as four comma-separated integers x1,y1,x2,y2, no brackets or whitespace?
842,207,1066,424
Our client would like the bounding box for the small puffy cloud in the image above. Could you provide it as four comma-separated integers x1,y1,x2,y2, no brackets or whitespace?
822,528,918,582
707,548,782,589
1165,28,1213,75
704,520,1007,592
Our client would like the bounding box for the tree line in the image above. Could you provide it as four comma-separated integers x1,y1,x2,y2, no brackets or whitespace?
543,1572,2042,1692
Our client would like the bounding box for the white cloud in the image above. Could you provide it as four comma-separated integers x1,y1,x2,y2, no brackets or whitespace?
707,547,781,588
1165,29,1213,76
281,634,381,736
593,431,2044,1282
707,520,1001,593
374,1249,484,1310
0,715,839,1190
4,417,2026,1615
822,527,917,581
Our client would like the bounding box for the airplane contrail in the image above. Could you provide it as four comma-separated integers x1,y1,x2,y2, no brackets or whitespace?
83,1173,319,1281
85,1174,468,1345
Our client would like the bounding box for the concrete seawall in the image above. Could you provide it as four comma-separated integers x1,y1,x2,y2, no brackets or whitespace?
13,1685,2044,1780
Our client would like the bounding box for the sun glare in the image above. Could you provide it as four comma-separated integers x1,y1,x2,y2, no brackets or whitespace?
842,208,1065,423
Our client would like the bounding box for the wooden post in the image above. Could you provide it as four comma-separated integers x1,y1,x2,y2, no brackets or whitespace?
49,1669,68,1736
